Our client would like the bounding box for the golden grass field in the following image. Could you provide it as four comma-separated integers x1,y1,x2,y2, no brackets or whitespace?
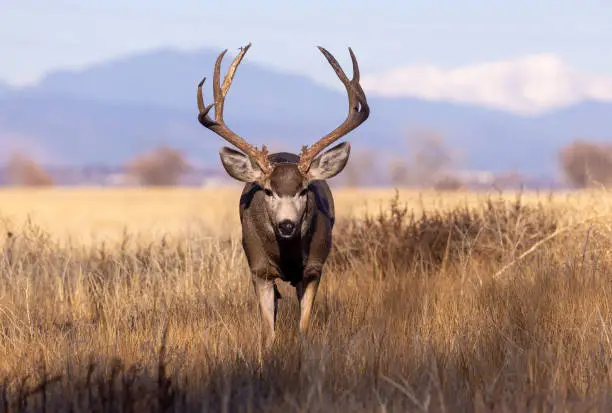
0,187,595,243
1,187,612,412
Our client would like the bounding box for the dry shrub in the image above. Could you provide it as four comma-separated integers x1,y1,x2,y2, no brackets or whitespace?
127,146,190,186
559,139,612,188
433,175,464,191
390,129,464,188
388,159,410,187
330,191,558,274
340,149,376,187
5,154,53,187
2,196,612,412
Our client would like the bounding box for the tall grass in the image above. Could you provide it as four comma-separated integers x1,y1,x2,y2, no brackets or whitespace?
0,191,611,412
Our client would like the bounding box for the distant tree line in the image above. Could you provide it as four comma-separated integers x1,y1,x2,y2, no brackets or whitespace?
341,134,612,190
337,129,464,190
3,136,612,189
2,146,192,187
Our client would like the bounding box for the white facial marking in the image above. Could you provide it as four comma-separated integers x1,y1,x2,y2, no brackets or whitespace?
264,190,308,227
275,195,305,224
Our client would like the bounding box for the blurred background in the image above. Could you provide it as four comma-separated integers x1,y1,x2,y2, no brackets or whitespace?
1,0,611,190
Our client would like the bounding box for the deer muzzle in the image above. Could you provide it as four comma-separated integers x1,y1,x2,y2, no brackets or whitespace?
278,220,297,238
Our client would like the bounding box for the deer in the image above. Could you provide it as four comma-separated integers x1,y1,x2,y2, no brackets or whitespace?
196,43,369,349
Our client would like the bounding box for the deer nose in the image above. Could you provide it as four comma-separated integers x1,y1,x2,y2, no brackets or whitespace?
278,220,296,237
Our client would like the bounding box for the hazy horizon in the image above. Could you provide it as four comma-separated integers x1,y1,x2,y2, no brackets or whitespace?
2,1,612,187
3,1,612,114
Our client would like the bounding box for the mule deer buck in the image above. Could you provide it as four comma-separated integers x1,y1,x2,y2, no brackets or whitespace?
196,43,369,348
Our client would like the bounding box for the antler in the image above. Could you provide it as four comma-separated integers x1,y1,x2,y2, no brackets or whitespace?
297,47,370,175
197,43,272,174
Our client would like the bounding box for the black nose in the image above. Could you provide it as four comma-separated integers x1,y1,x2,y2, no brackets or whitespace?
278,220,296,237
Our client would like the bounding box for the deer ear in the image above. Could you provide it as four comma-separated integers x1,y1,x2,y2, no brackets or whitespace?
306,142,351,181
219,147,265,183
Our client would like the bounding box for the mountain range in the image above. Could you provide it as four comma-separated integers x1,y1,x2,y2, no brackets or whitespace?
0,47,610,178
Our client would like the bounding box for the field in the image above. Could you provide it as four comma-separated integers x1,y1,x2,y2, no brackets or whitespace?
1,187,612,412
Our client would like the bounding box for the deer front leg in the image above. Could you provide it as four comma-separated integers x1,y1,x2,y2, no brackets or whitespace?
295,268,321,337
252,275,278,350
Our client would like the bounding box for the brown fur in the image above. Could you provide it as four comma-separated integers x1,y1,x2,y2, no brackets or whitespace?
268,163,305,196
238,152,335,347
239,153,334,282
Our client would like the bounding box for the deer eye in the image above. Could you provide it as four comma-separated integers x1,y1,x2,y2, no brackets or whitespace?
264,189,273,197
299,188,308,197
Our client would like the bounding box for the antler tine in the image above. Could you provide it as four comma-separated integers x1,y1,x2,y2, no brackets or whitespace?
211,48,228,121
298,47,370,175
197,43,272,174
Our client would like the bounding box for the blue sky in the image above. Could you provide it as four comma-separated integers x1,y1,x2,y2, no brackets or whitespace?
2,0,612,89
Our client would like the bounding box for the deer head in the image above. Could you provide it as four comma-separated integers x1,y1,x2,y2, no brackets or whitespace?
197,43,369,239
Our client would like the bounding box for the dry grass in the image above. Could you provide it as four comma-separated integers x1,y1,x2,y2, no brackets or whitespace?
1,187,612,412
0,187,589,243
